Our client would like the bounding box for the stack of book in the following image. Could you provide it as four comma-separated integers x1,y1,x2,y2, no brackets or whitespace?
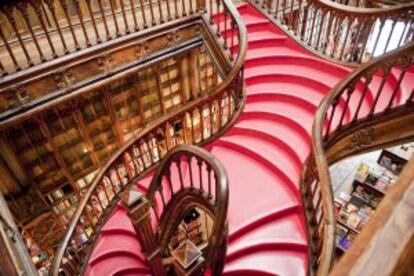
334,147,408,255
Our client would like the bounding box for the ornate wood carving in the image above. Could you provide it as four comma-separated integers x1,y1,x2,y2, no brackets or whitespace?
348,127,374,150
54,67,77,90
0,22,203,122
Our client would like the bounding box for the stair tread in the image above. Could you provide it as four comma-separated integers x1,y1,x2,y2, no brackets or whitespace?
209,142,299,232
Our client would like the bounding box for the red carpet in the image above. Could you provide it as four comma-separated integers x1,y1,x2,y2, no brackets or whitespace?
85,4,409,275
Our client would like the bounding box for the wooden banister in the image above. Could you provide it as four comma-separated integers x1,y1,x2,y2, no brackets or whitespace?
249,0,414,64
146,144,229,274
301,42,414,275
50,0,246,274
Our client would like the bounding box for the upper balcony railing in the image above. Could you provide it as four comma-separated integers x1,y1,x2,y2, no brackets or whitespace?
250,0,414,64
51,0,247,274
301,42,414,275
0,0,208,75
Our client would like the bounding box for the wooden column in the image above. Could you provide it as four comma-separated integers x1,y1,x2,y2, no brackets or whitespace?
189,51,200,99
103,87,125,145
120,185,165,276
0,136,27,189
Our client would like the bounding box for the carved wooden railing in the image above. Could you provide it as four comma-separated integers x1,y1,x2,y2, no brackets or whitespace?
250,0,414,64
146,144,229,274
0,0,207,75
301,42,413,275
51,0,246,274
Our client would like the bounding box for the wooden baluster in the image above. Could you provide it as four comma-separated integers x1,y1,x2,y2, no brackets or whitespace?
370,70,389,115
231,21,236,60
300,2,308,38
188,156,194,188
316,10,327,51
188,0,193,14
165,168,174,195
2,6,34,67
44,0,69,54
74,0,91,47
177,160,184,189
165,0,172,21
217,98,222,130
295,0,303,34
100,183,111,207
97,0,111,40
190,111,196,142
182,0,187,17
353,75,372,121
339,17,352,61
173,0,179,19
338,87,354,128
358,18,373,62
128,0,139,31
308,7,318,47
275,0,280,16
224,8,228,48
119,0,130,34
108,0,121,37
323,11,335,55
383,18,396,54
152,203,160,222
281,0,286,21
59,0,81,50
148,0,156,25
325,99,338,138
289,0,294,27
386,68,406,110
397,20,410,47
348,18,365,62
30,0,58,58
207,166,212,198
85,0,102,43
197,158,203,192
16,2,46,63
158,186,167,209
331,16,344,58
0,26,20,71
139,0,148,28
93,191,105,214
209,103,215,134
371,19,385,58
153,135,161,161
157,0,164,23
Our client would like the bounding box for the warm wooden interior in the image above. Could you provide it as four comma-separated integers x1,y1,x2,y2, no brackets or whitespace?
0,0,413,275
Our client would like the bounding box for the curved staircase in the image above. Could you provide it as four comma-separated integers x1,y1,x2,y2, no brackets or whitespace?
84,4,410,276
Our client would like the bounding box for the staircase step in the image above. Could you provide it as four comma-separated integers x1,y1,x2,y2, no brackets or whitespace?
210,142,300,231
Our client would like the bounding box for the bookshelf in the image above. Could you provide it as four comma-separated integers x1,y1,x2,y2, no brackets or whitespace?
334,145,411,256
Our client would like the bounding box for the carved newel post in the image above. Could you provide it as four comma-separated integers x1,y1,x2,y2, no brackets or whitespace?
120,185,165,275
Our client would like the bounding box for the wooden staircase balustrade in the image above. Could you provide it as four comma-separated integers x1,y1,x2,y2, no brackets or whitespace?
50,0,247,274
248,0,414,64
301,42,414,275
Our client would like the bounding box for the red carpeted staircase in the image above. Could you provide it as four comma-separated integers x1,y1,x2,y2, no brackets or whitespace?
85,4,409,276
